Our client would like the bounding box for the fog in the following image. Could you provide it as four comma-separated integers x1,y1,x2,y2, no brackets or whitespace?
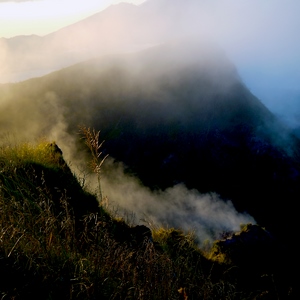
144,0,300,127
1,0,299,128
100,157,255,245
1,0,299,243
69,149,256,246
0,37,260,244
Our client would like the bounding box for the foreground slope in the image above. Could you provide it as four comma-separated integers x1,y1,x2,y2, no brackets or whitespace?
0,141,296,299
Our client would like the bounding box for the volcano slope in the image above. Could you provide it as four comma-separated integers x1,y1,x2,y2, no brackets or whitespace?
1,39,300,246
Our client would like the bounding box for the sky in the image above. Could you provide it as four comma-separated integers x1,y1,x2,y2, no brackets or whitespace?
0,0,146,38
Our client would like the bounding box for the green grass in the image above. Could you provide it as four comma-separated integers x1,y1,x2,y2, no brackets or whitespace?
0,139,62,168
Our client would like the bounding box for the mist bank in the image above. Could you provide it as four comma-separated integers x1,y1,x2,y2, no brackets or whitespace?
93,157,256,245
0,39,300,244
1,0,299,128
0,1,176,83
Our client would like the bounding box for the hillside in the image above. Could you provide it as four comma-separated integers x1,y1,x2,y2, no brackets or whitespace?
1,39,300,244
0,138,296,299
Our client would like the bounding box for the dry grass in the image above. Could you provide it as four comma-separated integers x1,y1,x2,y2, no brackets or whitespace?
78,125,108,203
0,135,283,299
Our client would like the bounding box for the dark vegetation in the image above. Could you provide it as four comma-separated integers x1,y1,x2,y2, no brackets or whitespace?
0,133,296,299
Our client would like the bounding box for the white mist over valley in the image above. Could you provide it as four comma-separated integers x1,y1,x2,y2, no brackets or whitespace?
1,0,299,245
1,0,299,129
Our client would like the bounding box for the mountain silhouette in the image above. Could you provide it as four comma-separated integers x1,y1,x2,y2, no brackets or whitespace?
0,1,183,83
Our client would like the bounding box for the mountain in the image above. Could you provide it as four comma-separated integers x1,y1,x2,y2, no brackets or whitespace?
1,39,300,247
0,1,187,83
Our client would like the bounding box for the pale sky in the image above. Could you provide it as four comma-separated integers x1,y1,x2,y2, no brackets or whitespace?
0,0,146,38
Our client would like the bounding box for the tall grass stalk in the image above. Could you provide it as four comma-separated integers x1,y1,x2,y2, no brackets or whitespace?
78,125,108,203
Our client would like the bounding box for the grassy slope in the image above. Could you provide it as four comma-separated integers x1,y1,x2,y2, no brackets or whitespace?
0,139,296,299
1,43,300,244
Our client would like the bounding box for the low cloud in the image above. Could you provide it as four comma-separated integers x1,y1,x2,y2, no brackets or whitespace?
94,157,256,245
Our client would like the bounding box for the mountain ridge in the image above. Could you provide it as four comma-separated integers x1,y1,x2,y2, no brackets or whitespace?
1,40,299,245
0,2,162,83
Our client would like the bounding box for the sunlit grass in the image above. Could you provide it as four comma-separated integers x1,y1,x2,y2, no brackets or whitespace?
0,139,63,170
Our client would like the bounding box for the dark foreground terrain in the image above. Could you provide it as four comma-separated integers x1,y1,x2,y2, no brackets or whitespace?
0,139,297,299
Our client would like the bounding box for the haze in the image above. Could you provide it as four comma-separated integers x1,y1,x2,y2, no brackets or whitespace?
0,0,146,38
1,0,299,244
0,0,299,127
